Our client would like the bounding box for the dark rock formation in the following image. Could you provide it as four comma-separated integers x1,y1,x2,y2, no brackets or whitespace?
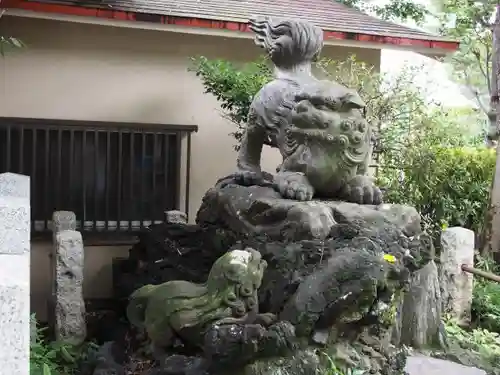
102,192,434,375
114,223,234,300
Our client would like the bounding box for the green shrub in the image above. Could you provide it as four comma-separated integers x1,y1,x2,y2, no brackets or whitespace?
378,146,495,240
30,314,97,375
190,55,432,151
444,317,500,368
321,352,365,375
470,255,500,333
0,36,24,56
473,280,500,332
190,56,272,149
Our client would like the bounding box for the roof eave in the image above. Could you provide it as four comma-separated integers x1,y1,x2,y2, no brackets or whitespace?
3,0,460,56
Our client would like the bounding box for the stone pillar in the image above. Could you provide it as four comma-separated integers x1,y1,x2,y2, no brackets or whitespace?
52,211,77,233
50,211,86,345
0,173,30,375
396,260,444,349
440,227,475,325
165,210,188,225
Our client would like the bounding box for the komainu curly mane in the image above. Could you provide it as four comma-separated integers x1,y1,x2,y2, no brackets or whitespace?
242,18,325,152
126,249,267,349
233,17,382,204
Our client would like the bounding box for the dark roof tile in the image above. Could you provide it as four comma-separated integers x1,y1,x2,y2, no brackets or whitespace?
25,0,456,42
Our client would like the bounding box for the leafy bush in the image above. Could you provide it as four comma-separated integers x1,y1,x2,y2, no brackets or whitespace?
30,314,97,375
444,317,500,368
471,255,500,333
190,56,272,149
378,146,495,240
191,55,430,151
0,36,24,56
321,352,365,375
473,280,500,332
375,87,489,242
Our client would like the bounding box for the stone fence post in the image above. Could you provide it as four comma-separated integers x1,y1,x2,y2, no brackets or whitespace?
392,227,476,348
440,227,475,325
392,233,444,349
394,260,444,348
50,211,86,345
0,173,30,375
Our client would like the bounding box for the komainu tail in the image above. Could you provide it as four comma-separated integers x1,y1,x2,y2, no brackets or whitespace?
126,284,157,328
249,16,324,69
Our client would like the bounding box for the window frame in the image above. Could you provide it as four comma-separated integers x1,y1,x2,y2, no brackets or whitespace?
0,117,197,245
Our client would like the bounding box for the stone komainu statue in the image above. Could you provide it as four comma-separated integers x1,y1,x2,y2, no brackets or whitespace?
233,17,382,205
126,248,275,355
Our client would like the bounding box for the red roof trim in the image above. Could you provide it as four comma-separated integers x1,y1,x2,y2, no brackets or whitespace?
4,0,460,51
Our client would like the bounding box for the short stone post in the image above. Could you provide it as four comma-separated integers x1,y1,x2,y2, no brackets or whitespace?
396,260,444,348
0,173,30,375
50,211,86,345
440,227,475,325
392,234,445,349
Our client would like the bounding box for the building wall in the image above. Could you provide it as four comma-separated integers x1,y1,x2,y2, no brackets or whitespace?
0,16,381,320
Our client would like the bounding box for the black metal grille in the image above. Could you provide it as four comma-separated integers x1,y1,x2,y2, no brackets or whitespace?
0,117,197,240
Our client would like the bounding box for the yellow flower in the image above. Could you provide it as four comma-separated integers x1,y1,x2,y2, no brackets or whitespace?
383,254,396,263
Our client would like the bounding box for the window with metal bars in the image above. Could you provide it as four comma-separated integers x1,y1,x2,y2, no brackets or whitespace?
0,117,197,242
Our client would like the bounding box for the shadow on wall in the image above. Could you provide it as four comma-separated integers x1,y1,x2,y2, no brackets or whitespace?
124,97,174,124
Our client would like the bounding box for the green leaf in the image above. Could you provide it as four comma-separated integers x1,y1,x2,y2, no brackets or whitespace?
0,35,25,56
60,346,75,363
42,364,51,375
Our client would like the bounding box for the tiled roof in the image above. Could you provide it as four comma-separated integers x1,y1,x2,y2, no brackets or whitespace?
20,0,455,42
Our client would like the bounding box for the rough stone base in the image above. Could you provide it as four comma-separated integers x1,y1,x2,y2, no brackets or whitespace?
197,184,421,241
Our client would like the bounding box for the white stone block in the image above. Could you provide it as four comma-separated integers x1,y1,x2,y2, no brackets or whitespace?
440,227,475,324
0,253,30,287
0,173,30,256
0,172,30,375
0,173,30,199
0,282,30,375
0,197,30,255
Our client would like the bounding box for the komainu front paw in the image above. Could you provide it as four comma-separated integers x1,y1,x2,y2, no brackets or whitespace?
262,321,297,354
255,312,277,327
233,169,264,186
274,172,314,201
341,175,383,205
